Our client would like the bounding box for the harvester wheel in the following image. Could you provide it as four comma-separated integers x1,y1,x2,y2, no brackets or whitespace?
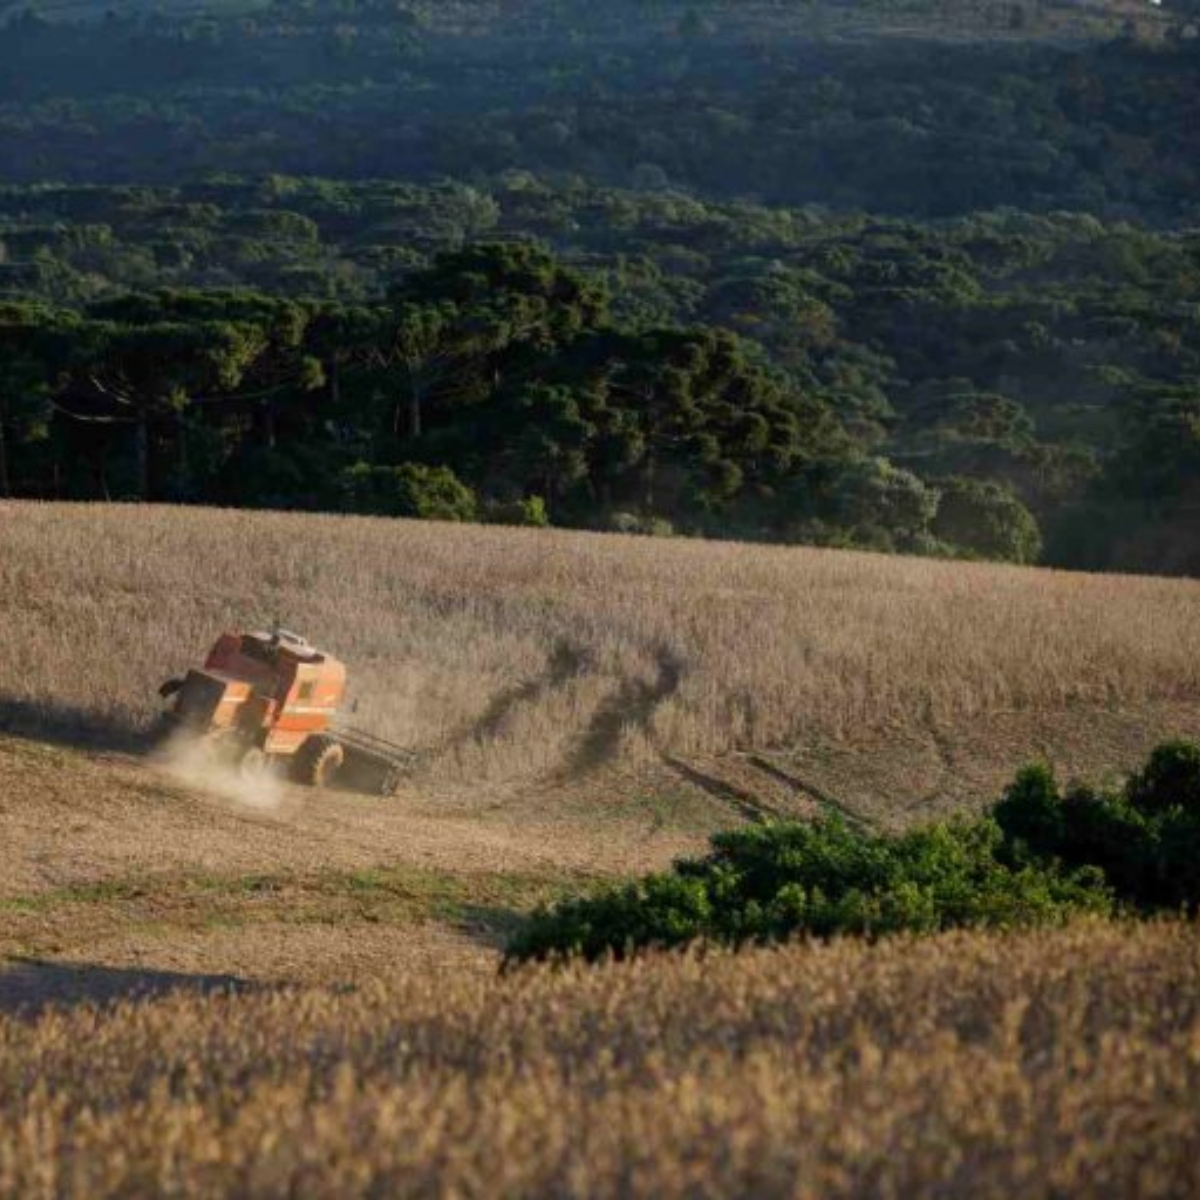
239,746,273,783
294,735,345,788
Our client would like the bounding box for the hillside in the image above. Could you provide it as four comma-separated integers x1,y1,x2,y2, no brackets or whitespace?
5,500,1200,810
3,0,1199,1190
3,500,1200,986
3,502,1199,1190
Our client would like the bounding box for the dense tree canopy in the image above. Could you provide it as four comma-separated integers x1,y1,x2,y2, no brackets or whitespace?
0,0,1196,572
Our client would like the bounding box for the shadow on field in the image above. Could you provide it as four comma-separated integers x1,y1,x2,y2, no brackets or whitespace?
0,694,144,754
0,959,259,1019
454,904,529,949
557,644,684,780
456,640,589,749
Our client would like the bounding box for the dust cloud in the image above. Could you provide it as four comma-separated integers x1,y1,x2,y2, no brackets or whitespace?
155,731,284,810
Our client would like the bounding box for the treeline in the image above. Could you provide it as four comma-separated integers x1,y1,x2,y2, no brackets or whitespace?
4,238,1198,572
1,0,1198,571
0,242,1039,561
4,178,1200,571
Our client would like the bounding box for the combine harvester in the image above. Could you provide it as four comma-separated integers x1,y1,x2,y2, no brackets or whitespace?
158,628,410,795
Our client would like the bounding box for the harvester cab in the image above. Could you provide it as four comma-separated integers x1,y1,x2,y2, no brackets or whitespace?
158,628,405,795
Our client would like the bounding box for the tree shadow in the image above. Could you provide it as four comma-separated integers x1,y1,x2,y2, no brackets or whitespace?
744,753,873,830
0,959,261,1019
452,904,529,950
0,694,145,754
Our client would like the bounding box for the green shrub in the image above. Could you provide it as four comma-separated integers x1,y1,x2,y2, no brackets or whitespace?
341,462,478,521
992,763,1065,852
993,740,1200,912
509,741,1200,964
605,511,676,537
1126,741,1200,814
483,495,550,527
507,814,1109,964
931,476,1042,564
780,457,940,554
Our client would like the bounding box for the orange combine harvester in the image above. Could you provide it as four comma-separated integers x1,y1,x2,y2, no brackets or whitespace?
158,628,406,795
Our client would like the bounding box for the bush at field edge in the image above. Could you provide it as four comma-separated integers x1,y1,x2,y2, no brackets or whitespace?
507,741,1200,963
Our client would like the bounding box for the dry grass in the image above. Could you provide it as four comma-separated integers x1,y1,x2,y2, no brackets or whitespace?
1,920,1198,1198
0,861,569,962
0,734,707,901
4,502,1200,1194
3,500,1200,797
0,858,567,999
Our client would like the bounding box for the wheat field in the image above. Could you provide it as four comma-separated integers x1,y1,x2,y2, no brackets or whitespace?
2,920,1198,1199
3,500,1200,795
4,502,1200,1195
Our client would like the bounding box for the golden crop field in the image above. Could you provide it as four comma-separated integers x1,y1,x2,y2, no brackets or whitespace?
3,500,1200,1197
2,920,1198,1199
3,499,1200,812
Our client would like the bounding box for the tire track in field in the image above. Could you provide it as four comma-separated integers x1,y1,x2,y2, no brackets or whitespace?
741,753,875,830
430,639,590,765
911,700,958,814
659,756,777,825
555,643,686,781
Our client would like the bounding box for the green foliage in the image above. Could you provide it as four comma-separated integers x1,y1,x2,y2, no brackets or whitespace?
931,477,1043,564
483,495,549,527
995,740,1200,911
340,461,477,521
0,10,1193,220
510,741,1200,963
1127,741,1200,814
0,11,1198,571
782,456,941,553
1070,387,1200,575
0,301,76,494
0,211,1194,572
605,512,676,538
991,764,1066,851
507,813,1110,964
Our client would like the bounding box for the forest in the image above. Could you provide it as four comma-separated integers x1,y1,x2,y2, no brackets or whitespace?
2,0,1199,573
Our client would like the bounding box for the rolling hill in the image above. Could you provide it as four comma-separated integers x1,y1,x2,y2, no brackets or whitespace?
5,500,1200,813
2,500,1199,1193
4,498,1200,928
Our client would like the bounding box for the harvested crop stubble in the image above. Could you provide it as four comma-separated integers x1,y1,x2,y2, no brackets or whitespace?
1,920,1198,1198
3,501,1200,784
